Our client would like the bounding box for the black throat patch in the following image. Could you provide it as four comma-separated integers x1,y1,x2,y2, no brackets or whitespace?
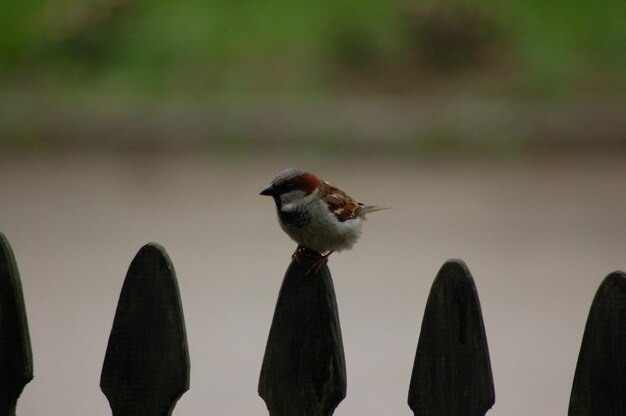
278,206,310,227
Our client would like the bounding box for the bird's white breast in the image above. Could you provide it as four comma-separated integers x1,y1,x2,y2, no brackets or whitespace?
279,198,362,254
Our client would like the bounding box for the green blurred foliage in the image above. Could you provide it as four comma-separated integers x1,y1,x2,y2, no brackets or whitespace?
0,0,624,96
0,0,46,66
500,0,626,94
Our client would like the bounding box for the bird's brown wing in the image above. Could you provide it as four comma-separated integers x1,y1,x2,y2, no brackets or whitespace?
323,182,363,222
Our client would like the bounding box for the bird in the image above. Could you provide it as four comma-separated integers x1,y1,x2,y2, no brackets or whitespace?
260,168,387,271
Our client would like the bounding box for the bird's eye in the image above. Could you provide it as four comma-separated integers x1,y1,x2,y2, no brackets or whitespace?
277,182,295,193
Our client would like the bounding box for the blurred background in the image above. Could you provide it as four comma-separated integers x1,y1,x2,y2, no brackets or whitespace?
1,0,625,415
2,0,625,151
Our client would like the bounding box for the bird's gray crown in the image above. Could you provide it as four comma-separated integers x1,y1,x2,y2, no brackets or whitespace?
272,168,304,186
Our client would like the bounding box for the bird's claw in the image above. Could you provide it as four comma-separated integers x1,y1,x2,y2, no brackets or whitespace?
291,246,333,276
305,255,329,276
291,246,307,264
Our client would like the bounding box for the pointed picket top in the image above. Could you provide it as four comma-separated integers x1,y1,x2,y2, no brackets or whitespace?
408,259,495,416
259,249,347,416
569,271,626,416
0,233,33,416
101,243,190,416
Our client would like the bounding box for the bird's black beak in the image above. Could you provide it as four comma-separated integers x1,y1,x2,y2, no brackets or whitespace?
260,185,275,196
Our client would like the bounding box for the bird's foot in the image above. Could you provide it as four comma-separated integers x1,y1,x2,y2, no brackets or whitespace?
305,250,334,276
291,246,308,264
291,246,333,275
292,246,321,262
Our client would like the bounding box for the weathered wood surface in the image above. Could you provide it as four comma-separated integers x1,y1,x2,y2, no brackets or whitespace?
259,250,347,416
408,259,495,416
101,243,189,416
0,233,33,416
569,271,626,416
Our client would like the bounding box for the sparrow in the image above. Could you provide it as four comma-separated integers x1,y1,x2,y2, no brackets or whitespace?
260,168,387,270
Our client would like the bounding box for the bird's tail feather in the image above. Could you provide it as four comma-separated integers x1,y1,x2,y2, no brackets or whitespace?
359,205,390,219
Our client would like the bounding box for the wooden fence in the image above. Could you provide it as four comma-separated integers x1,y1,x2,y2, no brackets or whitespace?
0,231,624,416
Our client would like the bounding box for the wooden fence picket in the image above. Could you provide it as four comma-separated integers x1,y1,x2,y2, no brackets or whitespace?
259,249,347,416
569,271,626,416
408,259,495,416
0,233,33,416
100,243,190,416
0,231,624,415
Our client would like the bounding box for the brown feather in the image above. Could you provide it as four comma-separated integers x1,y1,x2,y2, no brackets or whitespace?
290,172,321,195
322,182,365,221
